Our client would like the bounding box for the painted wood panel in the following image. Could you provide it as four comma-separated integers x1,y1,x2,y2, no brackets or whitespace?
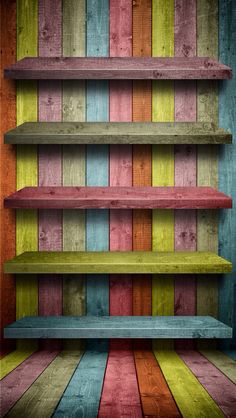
16,0,38,355
4,251,232,274
62,0,86,351
200,349,236,384
4,316,232,339
6,351,82,418
219,0,236,355
0,0,16,357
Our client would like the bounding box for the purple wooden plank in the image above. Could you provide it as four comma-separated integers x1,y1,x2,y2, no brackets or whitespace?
0,350,58,416
4,57,232,79
38,0,62,350
174,0,197,351
4,186,232,209
178,350,236,417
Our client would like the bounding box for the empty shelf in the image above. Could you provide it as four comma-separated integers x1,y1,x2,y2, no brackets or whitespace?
4,187,232,209
4,57,232,79
4,316,232,339
4,122,232,144
4,251,232,274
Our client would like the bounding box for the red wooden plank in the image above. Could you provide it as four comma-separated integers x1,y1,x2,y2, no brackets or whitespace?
174,0,197,351
38,0,62,350
0,0,16,357
0,350,58,416
178,350,236,417
4,57,232,79
4,186,232,209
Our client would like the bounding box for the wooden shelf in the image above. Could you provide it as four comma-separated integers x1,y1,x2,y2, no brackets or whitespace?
4,186,232,209
4,57,232,79
4,122,232,145
4,251,232,274
4,316,232,339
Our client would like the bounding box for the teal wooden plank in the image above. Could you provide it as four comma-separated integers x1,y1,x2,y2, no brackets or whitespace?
52,347,108,418
4,316,232,339
86,0,109,326
219,0,236,356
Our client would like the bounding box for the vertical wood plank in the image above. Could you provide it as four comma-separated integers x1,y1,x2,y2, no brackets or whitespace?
197,0,219,325
86,0,109,351
62,0,86,350
132,0,152,318
38,0,62,350
219,0,236,355
16,0,38,352
152,0,174,352
174,0,197,350
0,0,16,357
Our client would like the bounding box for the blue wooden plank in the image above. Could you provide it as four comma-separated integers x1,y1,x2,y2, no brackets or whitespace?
86,0,109,355
219,0,236,357
52,347,108,418
4,316,232,339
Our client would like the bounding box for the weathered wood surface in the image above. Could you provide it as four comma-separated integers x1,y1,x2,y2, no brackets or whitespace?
4,251,232,274
178,350,236,417
0,0,16,357
4,316,232,339
4,186,232,209
219,0,236,355
5,122,232,144
4,57,232,79
200,349,236,384
6,350,82,418
53,348,108,418
134,349,180,417
0,350,58,416
0,347,37,380
154,350,225,418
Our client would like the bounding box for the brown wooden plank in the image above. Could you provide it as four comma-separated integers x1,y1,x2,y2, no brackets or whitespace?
4,57,232,79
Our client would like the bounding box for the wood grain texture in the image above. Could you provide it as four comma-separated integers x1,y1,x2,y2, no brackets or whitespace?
4,316,232,339
38,1,62,348
5,186,232,209
5,122,232,144
0,348,37,380
199,349,236,384
178,350,236,417
16,0,38,354
0,0,16,357
134,349,180,417
132,0,152,318
6,350,82,418
219,0,236,355
86,0,109,325
174,0,197,351
53,348,107,418
197,0,219,330
4,251,232,274
154,350,225,418
62,0,86,351
4,57,232,79
0,350,58,416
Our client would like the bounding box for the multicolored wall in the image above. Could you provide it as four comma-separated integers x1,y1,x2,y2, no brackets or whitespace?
1,0,235,357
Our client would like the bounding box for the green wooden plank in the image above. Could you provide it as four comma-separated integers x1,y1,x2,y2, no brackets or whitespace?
4,251,232,274
4,316,232,339
4,122,232,144
6,351,83,418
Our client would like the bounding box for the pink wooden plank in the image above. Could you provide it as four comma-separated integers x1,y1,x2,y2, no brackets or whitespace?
38,0,62,350
178,350,236,417
4,186,232,209
0,350,58,416
174,0,197,351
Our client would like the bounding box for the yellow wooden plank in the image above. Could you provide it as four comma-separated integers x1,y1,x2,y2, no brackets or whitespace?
16,0,38,352
154,350,225,417
152,0,174,344
0,349,33,380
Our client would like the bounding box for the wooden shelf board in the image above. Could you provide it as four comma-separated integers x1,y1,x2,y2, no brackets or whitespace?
4,122,232,144
4,316,232,339
4,186,232,209
4,251,232,274
4,57,232,79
